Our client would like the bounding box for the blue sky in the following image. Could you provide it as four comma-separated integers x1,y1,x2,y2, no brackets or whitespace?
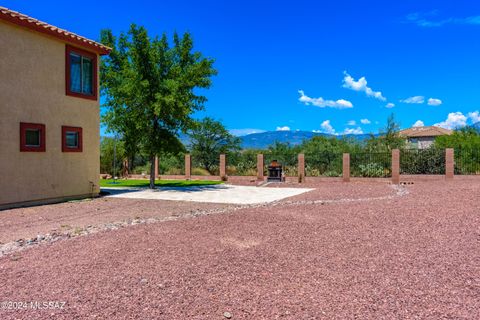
4,0,480,135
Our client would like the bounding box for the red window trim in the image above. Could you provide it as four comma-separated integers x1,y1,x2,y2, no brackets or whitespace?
65,45,98,101
62,126,83,153
20,123,46,152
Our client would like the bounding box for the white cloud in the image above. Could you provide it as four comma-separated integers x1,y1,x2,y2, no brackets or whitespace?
406,12,480,28
386,102,395,108
412,120,425,127
342,72,386,101
298,90,353,109
428,98,442,106
434,112,467,129
343,127,364,135
468,111,480,123
347,120,356,126
401,96,425,104
320,120,336,135
276,126,291,131
360,118,371,124
229,128,266,136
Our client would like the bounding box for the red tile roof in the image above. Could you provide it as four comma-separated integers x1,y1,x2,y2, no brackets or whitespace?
399,126,453,138
0,6,111,55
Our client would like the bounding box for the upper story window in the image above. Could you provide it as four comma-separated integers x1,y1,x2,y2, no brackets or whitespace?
20,123,46,152
66,45,98,100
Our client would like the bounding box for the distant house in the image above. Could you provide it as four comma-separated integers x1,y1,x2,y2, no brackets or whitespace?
399,126,452,149
0,6,111,208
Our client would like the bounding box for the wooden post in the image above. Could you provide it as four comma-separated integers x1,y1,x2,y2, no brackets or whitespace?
391,149,400,184
343,153,350,182
298,153,305,183
185,154,191,180
445,148,454,180
220,154,227,181
257,154,264,181
154,156,159,179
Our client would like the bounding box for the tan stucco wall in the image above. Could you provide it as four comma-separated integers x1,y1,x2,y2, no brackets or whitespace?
0,21,100,206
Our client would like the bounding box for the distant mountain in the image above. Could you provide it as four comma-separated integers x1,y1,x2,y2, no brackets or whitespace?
472,122,480,131
239,130,372,149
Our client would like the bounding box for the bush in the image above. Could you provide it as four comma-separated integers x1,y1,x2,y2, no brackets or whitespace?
358,163,385,177
191,167,211,176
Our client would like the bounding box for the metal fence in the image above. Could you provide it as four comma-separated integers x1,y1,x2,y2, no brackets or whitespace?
304,152,343,177
191,155,219,176
263,153,298,177
455,149,480,175
400,149,445,175
351,152,391,177
226,153,258,176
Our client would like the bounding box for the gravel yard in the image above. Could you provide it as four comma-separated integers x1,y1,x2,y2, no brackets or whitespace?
0,180,479,319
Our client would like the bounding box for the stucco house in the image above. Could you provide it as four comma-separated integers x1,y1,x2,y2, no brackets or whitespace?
399,126,453,149
0,7,111,209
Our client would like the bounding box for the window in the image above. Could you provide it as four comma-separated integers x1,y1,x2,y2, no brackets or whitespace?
62,126,83,152
66,45,97,100
20,123,46,152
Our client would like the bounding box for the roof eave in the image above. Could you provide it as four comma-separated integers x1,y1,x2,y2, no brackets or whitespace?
0,9,111,55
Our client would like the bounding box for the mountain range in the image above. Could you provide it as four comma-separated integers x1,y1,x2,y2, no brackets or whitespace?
239,130,372,149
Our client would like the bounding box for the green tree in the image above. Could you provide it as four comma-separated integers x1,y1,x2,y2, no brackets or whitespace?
366,114,405,151
100,137,125,176
189,117,241,173
100,26,217,188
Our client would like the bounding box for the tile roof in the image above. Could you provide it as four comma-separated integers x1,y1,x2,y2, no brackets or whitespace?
399,126,453,138
0,6,111,55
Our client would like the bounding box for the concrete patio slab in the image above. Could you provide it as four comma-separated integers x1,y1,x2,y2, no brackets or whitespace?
102,184,313,204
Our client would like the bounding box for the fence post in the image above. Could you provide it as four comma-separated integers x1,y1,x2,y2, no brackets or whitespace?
298,153,305,183
391,149,400,184
185,154,191,180
343,153,350,182
220,154,227,181
445,148,454,180
257,154,264,181
154,155,159,179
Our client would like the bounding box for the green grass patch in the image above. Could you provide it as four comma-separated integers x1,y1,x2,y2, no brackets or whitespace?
99,179,223,188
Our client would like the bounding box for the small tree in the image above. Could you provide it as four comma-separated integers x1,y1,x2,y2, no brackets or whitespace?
101,26,217,188
189,117,241,173
366,114,405,151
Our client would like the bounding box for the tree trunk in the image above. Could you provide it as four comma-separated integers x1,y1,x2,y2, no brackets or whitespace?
149,154,156,189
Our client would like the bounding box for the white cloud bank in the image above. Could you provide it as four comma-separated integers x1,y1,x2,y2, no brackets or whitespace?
412,120,425,127
276,126,291,131
434,112,467,129
320,120,336,135
406,12,480,28
298,90,353,109
343,127,364,134
434,111,480,129
468,111,480,123
342,72,386,101
229,128,266,136
428,98,442,106
318,120,364,135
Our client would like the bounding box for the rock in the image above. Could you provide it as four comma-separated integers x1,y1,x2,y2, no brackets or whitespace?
223,311,232,319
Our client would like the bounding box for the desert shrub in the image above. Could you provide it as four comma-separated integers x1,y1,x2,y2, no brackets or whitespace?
132,164,150,174
191,167,212,176
400,148,445,174
358,163,385,177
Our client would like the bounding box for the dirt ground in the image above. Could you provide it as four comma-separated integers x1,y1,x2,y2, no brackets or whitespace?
0,180,479,319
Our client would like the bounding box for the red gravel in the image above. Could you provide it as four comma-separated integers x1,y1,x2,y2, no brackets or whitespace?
0,198,230,244
0,180,479,319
